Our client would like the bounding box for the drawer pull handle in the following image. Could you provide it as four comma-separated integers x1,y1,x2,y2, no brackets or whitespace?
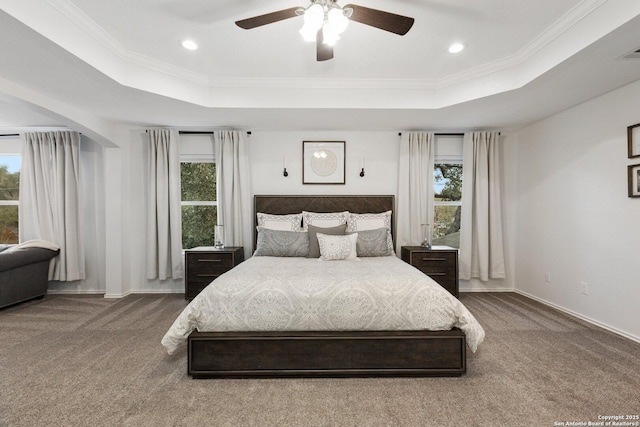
197,274,220,278
199,259,222,263
421,257,446,262
428,273,447,276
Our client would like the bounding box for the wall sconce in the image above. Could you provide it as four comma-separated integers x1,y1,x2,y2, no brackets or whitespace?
359,156,365,177
283,156,289,177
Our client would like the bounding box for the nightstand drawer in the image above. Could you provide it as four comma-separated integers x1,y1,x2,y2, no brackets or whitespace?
415,267,455,280
401,246,459,298
185,247,244,300
186,281,212,300
187,252,235,268
410,252,456,269
422,274,457,294
187,267,227,283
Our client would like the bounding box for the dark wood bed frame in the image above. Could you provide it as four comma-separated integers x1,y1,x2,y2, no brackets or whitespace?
188,195,467,378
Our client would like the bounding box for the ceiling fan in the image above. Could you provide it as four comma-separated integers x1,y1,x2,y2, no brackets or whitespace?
235,0,415,61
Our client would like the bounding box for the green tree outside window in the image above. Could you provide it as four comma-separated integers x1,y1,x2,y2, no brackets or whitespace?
0,159,20,244
181,162,217,249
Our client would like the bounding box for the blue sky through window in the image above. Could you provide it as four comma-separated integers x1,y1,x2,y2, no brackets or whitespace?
0,155,20,173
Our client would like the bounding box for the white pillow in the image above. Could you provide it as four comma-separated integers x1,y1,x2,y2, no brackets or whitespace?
346,210,391,232
346,211,393,254
256,212,302,231
302,211,349,231
317,233,358,261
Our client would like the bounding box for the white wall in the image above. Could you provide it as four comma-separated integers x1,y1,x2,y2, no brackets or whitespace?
514,79,640,341
249,131,399,195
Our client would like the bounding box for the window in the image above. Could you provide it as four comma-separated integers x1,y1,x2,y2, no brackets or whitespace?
433,136,463,248
0,155,20,244
181,161,217,249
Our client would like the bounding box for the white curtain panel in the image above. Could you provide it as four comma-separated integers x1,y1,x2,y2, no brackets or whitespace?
459,131,506,281
396,131,435,254
19,131,85,281
214,131,252,259
146,129,183,280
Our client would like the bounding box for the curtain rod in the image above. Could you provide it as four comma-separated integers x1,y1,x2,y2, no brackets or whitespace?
0,132,82,137
398,132,464,136
398,132,501,136
182,131,252,135
144,130,251,135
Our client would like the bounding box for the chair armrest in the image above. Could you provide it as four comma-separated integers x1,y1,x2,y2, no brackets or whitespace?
0,248,60,272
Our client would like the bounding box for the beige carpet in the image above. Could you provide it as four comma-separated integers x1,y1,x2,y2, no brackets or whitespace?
0,292,638,427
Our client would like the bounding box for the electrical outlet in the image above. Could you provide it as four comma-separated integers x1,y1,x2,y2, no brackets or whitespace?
544,273,551,283
580,281,589,295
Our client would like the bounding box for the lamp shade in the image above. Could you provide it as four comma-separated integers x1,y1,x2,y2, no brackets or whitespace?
299,3,324,42
322,7,349,46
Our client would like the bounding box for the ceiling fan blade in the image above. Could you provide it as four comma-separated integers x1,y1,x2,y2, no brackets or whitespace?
235,7,300,29
317,29,334,61
344,4,414,35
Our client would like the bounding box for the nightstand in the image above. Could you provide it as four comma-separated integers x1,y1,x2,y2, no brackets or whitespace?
401,246,459,298
184,247,244,300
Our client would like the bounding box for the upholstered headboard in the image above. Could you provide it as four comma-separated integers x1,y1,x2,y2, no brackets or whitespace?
253,195,395,250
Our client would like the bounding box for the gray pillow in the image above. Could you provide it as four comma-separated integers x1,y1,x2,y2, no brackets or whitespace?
348,228,393,257
307,224,347,258
254,227,309,257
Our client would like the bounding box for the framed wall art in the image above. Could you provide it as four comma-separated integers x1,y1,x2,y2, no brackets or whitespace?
628,164,640,198
302,141,345,185
627,123,640,158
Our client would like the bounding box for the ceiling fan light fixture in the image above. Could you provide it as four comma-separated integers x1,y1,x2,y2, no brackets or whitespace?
327,7,349,35
304,3,324,28
235,0,414,61
299,3,324,42
299,0,349,44
299,24,319,42
322,25,340,46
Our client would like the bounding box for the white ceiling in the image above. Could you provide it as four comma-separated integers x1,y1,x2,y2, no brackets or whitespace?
1,0,640,137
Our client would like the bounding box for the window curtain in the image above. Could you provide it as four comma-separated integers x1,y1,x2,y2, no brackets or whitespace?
396,131,435,254
459,131,506,281
214,131,252,259
19,131,85,281
146,129,183,280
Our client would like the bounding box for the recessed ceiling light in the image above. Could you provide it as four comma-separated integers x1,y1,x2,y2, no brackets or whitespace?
448,43,464,54
181,40,198,51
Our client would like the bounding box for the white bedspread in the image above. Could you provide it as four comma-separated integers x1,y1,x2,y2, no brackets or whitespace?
161,256,485,354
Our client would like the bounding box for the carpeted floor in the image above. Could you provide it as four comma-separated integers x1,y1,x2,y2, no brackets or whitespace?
0,292,638,427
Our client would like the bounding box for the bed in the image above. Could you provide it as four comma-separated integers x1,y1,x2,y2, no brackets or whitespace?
162,195,485,378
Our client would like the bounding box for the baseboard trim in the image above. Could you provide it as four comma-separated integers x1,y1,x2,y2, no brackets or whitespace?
103,289,184,299
515,290,640,344
47,290,105,295
461,288,513,293
47,289,183,298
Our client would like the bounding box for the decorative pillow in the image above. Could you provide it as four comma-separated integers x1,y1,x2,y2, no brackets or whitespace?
346,210,391,232
317,233,358,261
256,212,302,231
307,224,347,258
254,227,309,257
301,211,349,231
348,228,394,257
346,211,393,254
